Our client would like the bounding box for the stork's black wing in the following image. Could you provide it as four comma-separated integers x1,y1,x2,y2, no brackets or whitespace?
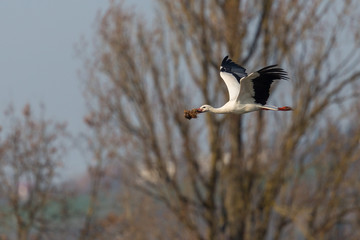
220,56,247,82
238,65,289,105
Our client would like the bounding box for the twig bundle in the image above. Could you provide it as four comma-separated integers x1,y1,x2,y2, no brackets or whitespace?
184,109,201,120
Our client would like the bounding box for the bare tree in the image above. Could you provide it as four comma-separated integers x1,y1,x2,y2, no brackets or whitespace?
0,104,68,240
82,0,360,239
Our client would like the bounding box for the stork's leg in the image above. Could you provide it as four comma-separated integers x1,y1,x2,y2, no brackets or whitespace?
277,106,293,111
261,105,293,111
260,105,278,111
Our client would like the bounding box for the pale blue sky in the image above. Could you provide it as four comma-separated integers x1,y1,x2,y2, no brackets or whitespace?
0,1,154,178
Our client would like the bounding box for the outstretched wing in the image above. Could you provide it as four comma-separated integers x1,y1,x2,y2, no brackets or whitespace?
238,65,289,105
219,56,248,101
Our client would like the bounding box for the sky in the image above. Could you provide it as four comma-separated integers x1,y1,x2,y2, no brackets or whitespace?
0,1,154,178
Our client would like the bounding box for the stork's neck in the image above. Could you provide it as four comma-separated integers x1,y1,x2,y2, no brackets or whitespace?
208,105,231,114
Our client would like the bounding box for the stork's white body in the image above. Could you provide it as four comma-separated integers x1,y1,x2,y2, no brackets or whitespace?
205,101,264,114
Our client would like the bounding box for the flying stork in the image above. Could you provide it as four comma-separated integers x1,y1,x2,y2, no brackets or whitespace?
197,56,292,115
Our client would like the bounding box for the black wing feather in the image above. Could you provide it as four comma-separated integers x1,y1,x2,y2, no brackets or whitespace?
252,65,289,105
220,56,247,82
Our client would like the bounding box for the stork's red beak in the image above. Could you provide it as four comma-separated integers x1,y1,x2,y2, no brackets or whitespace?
196,108,203,113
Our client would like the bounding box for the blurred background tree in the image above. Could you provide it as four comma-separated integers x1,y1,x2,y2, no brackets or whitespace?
81,0,360,239
0,104,70,240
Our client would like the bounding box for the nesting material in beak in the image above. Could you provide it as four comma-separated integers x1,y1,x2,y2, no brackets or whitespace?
184,108,201,120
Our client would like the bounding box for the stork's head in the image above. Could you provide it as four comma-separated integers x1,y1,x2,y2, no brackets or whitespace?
197,105,211,113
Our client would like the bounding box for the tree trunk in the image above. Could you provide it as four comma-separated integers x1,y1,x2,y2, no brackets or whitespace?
224,115,245,240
